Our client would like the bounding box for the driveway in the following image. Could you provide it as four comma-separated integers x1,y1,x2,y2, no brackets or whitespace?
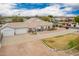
0,28,77,56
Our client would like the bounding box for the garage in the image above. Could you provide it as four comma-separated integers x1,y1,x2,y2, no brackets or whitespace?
1,27,14,37
15,28,28,35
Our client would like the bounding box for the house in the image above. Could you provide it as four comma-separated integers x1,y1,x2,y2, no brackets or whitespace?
53,16,75,27
0,22,29,37
0,18,53,37
25,18,53,31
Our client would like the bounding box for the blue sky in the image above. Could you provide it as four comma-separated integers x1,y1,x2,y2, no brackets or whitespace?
15,3,51,9
0,3,79,16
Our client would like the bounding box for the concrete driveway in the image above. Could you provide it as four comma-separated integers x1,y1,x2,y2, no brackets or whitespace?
0,28,77,56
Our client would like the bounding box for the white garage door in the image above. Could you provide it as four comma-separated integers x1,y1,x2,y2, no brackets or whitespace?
15,28,28,35
1,27,14,37
2,30,14,37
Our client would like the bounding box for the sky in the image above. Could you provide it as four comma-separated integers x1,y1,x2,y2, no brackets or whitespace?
0,3,79,16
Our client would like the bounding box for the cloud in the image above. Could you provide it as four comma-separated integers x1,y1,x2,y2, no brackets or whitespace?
0,3,77,16
62,7,72,11
0,3,16,16
39,4,65,16
62,3,79,10
14,4,65,16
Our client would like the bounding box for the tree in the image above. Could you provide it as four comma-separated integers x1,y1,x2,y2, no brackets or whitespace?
0,16,5,24
12,16,24,22
0,16,2,24
74,16,79,24
39,16,51,22
48,15,54,22
18,17,24,22
48,15,53,18
12,16,17,22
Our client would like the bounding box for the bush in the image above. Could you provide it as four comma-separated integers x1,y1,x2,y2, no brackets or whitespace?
32,32,37,35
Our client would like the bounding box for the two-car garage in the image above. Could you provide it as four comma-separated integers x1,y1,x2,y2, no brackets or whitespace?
1,27,29,37
15,28,29,35
1,27,15,37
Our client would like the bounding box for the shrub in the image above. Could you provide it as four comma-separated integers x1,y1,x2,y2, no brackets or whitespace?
32,32,37,35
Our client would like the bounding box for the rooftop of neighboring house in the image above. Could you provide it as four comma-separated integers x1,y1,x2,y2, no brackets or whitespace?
53,16,75,21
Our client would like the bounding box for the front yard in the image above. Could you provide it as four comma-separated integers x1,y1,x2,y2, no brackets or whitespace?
42,33,79,50
0,29,78,55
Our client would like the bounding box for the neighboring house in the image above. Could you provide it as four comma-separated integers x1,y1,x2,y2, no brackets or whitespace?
3,18,12,23
0,18,53,37
76,23,79,28
53,16,75,27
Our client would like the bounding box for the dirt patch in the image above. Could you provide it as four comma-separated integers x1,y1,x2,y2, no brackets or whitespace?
42,33,79,50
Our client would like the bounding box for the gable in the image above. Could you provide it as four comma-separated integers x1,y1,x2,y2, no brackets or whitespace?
1,26,14,32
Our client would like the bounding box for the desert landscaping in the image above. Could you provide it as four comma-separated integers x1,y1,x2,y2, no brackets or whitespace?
0,3,79,56
0,28,78,56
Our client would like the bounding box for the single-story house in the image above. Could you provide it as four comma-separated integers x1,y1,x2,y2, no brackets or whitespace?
0,18,53,37
0,22,29,37
25,18,53,31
